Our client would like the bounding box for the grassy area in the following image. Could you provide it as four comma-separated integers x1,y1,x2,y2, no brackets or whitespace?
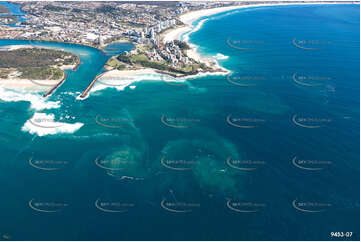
130,54,148,62
0,48,79,68
181,65,198,73
0,48,77,80
19,67,64,80
106,58,128,70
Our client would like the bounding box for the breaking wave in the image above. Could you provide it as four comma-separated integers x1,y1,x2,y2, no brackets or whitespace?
0,87,60,110
214,53,229,60
22,112,83,136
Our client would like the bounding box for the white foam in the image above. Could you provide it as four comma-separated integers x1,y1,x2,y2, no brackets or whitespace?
90,73,188,94
181,18,230,75
182,18,208,43
22,112,84,136
214,53,229,60
0,87,60,110
62,91,81,96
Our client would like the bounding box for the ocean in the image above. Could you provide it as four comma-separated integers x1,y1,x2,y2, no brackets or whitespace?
0,4,359,241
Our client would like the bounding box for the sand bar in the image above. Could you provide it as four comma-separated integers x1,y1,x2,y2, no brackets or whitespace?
100,68,158,79
0,78,60,91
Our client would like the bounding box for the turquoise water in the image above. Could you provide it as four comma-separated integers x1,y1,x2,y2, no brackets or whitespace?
0,4,359,241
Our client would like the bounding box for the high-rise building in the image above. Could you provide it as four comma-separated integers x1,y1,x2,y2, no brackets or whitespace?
149,28,155,39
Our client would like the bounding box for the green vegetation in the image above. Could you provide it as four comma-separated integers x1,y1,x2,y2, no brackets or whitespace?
130,54,148,62
0,48,79,68
116,53,199,76
117,54,132,64
174,40,190,50
106,58,127,70
0,48,79,80
19,67,64,80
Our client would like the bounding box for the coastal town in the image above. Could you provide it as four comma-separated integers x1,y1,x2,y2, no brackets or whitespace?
0,1,239,47
0,1,359,94
0,1,244,79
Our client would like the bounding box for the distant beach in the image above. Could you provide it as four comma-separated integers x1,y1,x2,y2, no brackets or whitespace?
162,1,358,67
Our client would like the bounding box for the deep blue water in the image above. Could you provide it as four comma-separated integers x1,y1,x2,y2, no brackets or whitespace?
0,4,359,241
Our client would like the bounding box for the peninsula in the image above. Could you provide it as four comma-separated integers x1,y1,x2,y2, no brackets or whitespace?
0,47,80,93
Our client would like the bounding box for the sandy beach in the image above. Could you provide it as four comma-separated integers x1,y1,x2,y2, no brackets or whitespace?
100,68,158,79
0,78,61,91
0,45,34,51
179,5,254,26
162,26,192,43
80,68,160,97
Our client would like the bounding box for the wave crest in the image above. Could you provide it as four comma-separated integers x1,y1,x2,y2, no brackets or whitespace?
22,112,83,136
0,87,60,110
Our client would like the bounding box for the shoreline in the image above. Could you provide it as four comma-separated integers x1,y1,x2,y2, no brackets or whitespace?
0,37,107,54
0,78,62,91
0,44,77,91
163,1,359,74
77,68,159,100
